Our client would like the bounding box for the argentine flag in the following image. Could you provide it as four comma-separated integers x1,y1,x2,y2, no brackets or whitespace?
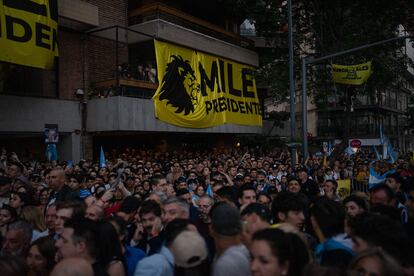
387,142,398,163
206,183,213,197
99,146,106,168
372,145,381,161
379,124,384,145
344,146,356,156
368,167,395,189
327,141,334,156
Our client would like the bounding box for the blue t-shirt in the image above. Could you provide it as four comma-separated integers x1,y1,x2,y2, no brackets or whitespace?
124,245,146,276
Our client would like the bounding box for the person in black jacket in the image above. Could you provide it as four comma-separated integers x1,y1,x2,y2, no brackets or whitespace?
47,169,80,207
131,200,164,256
297,168,319,202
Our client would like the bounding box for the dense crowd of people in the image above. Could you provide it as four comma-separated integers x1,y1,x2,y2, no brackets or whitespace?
0,145,413,276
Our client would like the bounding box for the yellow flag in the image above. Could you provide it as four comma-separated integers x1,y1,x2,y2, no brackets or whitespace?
332,62,372,85
153,40,262,128
0,0,59,69
337,179,351,199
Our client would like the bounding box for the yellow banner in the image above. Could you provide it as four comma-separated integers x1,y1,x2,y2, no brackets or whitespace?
332,62,372,85
0,0,58,69
337,179,351,199
153,40,262,128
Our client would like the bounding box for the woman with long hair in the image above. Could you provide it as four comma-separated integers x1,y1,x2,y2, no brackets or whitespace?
20,205,46,241
9,192,33,215
37,188,50,215
26,236,56,276
108,215,146,276
250,228,310,276
97,220,125,276
0,204,18,237
322,179,341,202
349,248,404,276
192,184,205,207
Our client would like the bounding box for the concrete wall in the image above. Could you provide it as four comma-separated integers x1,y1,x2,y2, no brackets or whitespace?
59,133,82,163
0,95,83,161
87,96,262,134
0,95,82,133
58,0,99,27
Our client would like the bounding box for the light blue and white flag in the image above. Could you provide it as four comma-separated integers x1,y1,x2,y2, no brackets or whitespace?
99,146,106,168
379,124,384,145
368,167,395,189
383,141,388,160
344,146,356,156
327,141,334,156
206,183,213,197
387,141,398,163
372,145,381,161
323,142,328,153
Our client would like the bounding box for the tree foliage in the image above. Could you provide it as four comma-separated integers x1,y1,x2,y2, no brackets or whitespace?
407,95,414,130
234,0,414,104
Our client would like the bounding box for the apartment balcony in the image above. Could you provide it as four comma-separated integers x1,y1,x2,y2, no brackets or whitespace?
127,3,258,67
84,21,261,134
317,124,377,139
85,26,157,99
318,98,405,114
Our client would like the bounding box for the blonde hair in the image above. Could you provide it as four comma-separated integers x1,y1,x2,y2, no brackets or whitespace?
20,206,46,232
349,248,404,276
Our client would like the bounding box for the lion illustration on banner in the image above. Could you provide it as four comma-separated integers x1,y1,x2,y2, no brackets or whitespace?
159,55,201,115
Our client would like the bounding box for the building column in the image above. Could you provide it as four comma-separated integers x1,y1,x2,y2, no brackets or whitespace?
59,133,82,163
82,134,94,161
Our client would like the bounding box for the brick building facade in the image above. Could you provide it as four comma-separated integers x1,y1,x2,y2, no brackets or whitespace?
0,0,262,161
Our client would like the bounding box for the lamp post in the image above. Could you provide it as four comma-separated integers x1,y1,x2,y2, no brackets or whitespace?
287,0,296,165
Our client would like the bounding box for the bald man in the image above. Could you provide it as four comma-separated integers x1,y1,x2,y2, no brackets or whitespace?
51,257,93,276
47,169,80,207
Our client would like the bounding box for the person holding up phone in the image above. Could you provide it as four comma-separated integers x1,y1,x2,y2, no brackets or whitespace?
131,200,164,256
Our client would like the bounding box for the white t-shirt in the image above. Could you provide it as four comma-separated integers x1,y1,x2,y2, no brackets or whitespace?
212,244,251,276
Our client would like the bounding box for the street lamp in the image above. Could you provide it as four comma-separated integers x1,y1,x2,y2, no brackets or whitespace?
287,0,296,165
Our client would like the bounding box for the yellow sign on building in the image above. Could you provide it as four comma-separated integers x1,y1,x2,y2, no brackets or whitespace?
332,61,372,85
0,0,58,69
153,40,262,128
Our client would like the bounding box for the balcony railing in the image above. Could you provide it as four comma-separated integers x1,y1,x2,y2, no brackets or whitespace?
318,97,404,112
317,119,403,138
93,78,157,99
